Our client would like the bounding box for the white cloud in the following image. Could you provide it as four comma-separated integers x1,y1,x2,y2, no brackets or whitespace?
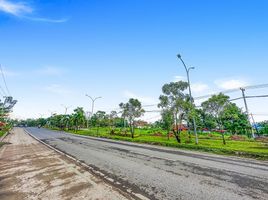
173,75,186,82
123,90,157,105
0,0,67,23
35,66,65,76
191,83,209,93
44,84,71,95
23,16,68,23
0,0,32,16
215,79,248,90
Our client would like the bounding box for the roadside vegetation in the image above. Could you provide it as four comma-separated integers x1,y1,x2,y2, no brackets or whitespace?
0,96,17,140
15,81,268,159
64,127,268,159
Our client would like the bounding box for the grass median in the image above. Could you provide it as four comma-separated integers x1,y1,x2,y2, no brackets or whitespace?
57,127,268,160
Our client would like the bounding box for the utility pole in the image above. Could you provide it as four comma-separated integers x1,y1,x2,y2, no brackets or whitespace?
85,95,102,128
177,54,198,144
240,88,255,138
250,113,259,136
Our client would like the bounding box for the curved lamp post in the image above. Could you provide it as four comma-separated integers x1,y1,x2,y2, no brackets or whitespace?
85,95,102,128
177,54,198,144
61,104,72,115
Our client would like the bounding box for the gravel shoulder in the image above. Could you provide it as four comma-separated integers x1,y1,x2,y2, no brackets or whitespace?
0,128,129,200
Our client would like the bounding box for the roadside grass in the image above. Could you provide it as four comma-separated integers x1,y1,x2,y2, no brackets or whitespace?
0,130,6,137
0,130,8,148
60,127,268,160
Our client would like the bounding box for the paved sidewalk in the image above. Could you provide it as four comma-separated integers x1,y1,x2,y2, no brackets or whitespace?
0,128,128,200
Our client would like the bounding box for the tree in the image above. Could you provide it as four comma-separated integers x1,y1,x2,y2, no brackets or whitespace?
158,81,190,143
91,111,108,127
72,107,86,131
0,97,17,132
160,109,173,140
221,103,250,135
109,111,118,134
61,115,71,130
195,108,217,131
201,93,230,145
119,98,145,138
258,121,268,135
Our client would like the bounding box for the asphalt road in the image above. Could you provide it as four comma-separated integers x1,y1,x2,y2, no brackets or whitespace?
25,127,268,200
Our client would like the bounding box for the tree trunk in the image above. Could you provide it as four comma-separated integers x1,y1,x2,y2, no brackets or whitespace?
186,114,191,142
173,114,181,143
221,133,226,145
131,123,134,138
173,129,180,143
218,119,226,145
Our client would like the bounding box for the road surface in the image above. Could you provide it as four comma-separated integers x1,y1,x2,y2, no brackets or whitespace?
26,127,268,200
0,128,129,200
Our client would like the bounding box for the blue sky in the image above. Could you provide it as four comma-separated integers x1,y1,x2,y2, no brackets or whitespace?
0,0,268,121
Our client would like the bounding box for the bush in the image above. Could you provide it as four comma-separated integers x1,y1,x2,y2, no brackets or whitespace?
255,136,268,143
228,135,247,141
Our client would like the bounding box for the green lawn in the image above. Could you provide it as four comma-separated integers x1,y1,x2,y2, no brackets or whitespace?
63,127,268,159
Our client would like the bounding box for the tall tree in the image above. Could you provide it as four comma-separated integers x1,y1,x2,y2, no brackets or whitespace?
201,93,230,145
158,81,189,143
119,98,145,138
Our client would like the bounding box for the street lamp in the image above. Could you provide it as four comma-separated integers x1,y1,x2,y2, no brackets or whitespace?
48,109,56,116
85,94,102,128
61,104,72,115
177,54,198,144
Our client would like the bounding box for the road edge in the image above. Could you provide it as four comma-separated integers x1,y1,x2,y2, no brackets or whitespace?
48,128,268,164
23,128,150,200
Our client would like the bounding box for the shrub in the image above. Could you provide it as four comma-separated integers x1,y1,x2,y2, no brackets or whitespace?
229,135,247,141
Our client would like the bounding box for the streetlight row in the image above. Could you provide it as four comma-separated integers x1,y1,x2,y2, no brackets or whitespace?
39,95,101,118
40,54,197,142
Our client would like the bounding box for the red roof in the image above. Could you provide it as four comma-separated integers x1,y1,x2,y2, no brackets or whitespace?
173,124,188,131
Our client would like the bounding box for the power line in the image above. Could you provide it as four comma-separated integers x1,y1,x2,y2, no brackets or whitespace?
245,95,268,99
251,113,268,116
142,104,158,107
0,64,11,96
0,84,6,97
144,110,161,113
194,83,268,100
229,94,268,102
0,87,4,97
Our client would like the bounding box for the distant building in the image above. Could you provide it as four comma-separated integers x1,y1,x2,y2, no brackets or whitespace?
135,120,149,128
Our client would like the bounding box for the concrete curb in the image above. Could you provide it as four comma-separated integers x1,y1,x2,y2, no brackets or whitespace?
23,128,149,200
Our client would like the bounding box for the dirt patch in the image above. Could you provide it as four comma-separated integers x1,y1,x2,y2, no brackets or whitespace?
0,128,129,200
